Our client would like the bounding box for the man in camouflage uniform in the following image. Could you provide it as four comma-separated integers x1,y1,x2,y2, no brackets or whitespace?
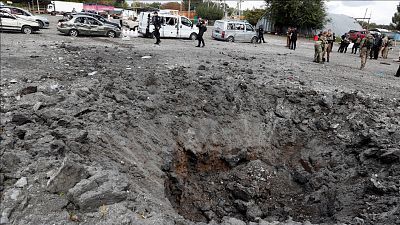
320,31,328,62
359,32,374,70
381,35,391,59
313,35,324,63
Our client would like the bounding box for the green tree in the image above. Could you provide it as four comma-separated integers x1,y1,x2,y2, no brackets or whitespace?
244,8,266,25
392,3,400,30
265,0,327,29
161,2,181,10
195,3,223,20
182,0,202,11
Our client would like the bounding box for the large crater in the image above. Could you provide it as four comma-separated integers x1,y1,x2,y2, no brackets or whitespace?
164,90,400,224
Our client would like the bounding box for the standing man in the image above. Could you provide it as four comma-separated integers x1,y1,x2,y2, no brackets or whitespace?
369,33,381,59
196,20,207,47
258,25,265,43
320,31,328,62
351,34,361,54
359,32,374,70
286,27,292,48
380,35,389,59
152,11,162,45
313,33,323,63
326,29,334,53
290,27,298,50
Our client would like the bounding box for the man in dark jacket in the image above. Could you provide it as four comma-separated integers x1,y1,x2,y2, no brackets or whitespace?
370,33,381,60
196,20,207,47
152,12,162,45
290,27,298,50
258,25,265,43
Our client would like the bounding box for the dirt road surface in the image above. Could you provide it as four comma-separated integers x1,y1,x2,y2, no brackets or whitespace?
1,15,400,225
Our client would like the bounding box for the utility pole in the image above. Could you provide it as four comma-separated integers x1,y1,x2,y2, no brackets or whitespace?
223,0,226,18
368,10,372,28
36,0,39,12
363,8,368,29
188,0,191,19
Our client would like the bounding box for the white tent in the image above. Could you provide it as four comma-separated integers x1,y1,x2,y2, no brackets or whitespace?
323,13,363,36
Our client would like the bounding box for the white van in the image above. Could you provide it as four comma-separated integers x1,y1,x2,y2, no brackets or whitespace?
138,11,198,40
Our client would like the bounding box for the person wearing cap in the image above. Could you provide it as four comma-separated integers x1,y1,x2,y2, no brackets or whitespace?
152,11,162,45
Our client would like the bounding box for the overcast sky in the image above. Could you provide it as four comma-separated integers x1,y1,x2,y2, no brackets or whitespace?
134,0,398,25
224,0,398,25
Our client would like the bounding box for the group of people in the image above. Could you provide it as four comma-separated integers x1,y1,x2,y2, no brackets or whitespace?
338,32,392,59
286,27,298,50
314,29,393,70
313,29,335,63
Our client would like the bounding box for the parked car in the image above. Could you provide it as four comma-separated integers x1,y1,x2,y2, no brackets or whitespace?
72,12,121,29
212,20,258,43
0,6,49,28
0,10,40,34
57,15,121,38
348,30,366,41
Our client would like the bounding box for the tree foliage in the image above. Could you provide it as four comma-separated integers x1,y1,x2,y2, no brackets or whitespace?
244,8,266,25
161,2,181,11
182,0,202,11
392,3,400,30
195,3,223,20
359,21,395,30
265,0,326,29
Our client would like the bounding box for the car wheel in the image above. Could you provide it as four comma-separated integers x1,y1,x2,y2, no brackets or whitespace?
251,36,258,43
37,20,44,28
189,33,197,40
107,31,116,38
227,36,234,42
69,29,79,37
22,26,33,34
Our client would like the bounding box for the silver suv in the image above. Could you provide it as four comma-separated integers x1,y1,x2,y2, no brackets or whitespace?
212,20,258,43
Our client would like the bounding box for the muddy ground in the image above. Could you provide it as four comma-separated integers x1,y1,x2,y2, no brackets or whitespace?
1,15,400,225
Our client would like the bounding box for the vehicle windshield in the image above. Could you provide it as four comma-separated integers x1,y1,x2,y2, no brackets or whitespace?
245,24,254,32
181,17,191,27
9,7,32,16
214,21,224,29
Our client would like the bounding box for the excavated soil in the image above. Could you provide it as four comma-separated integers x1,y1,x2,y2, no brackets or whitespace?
1,16,400,225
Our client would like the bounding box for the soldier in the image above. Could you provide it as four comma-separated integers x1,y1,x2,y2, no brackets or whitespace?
320,31,328,62
359,32,374,70
380,35,390,59
286,27,292,48
313,33,323,63
258,25,266,43
152,11,162,45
